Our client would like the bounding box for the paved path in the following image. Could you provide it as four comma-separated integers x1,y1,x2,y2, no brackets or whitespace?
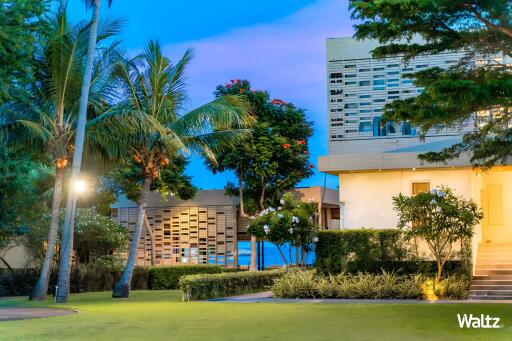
0,307,77,321
213,291,512,304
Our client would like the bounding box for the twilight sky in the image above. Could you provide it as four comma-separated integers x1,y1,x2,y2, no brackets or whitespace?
68,0,354,190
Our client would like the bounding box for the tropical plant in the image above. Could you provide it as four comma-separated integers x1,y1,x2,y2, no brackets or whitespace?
1,5,122,301
101,40,252,298
247,192,318,267
56,0,117,304
206,80,314,270
393,187,482,281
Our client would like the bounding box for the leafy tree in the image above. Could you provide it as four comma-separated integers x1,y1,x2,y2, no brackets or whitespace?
0,0,48,104
350,0,512,167
207,80,314,270
247,192,318,267
2,5,122,301
0,147,48,269
102,41,252,298
393,187,482,281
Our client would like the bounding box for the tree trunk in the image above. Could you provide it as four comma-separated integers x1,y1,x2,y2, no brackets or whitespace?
144,214,155,266
30,167,64,301
238,170,247,217
55,1,101,304
113,176,152,298
249,235,257,271
436,259,443,282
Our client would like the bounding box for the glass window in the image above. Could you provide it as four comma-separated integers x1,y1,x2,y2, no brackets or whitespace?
373,87,385,91
359,68,371,72
387,71,400,75
345,112,357,116
412,182,430,195
373,74,385,78
373,80,385,86
359,80,371,86
345,64,356,69
387,64,400,67
345,74,357,78
359,122,372,133
345,103,358,109
374,98,385,103
359,94,371,98
345,81,356,85
373,67,384,71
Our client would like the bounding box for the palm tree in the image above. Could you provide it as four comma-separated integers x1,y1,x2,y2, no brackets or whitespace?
3,6,121,301
56,0,115,304
104,40,253,298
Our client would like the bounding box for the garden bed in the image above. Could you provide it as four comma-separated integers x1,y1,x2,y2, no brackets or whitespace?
272,270,469,300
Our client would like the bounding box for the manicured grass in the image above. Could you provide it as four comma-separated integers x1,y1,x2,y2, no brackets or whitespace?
1,291,512,340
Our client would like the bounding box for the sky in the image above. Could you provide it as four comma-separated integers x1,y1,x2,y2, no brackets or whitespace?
68,0,354,190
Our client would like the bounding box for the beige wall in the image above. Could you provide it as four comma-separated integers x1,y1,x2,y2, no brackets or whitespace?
338,168,472,229
0,243,36,269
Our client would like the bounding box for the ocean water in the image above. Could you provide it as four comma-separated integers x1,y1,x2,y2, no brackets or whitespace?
237,241,315,267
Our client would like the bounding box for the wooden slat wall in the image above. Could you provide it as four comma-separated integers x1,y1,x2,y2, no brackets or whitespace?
113,205,238,268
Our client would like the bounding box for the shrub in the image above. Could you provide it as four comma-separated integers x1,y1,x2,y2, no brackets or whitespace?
149,265,225,289
315,229,470,277
272,270,466,300
180,269,284,301
0,264,149,296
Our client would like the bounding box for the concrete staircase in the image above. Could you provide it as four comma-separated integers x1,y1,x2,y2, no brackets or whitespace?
470,243,512,300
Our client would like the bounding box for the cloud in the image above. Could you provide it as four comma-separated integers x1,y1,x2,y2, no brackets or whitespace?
163,0,352,189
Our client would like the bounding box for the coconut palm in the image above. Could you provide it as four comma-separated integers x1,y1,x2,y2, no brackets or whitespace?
103,40,253,298
56,0,115,304
1,6,122,301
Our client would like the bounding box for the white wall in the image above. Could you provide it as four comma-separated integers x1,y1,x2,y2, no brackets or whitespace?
339,168,472,229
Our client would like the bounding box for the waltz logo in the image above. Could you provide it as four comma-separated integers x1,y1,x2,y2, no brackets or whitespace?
457,314,502,329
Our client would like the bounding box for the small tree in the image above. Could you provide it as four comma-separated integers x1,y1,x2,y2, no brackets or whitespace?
393,187,482,281
248,192,318,267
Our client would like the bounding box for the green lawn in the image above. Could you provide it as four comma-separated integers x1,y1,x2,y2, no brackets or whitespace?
1,291,512,340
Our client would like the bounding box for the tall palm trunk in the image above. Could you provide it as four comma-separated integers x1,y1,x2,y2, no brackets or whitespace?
113,176,152,298
144,214,156,266
30,168,64,301
55,0,101,304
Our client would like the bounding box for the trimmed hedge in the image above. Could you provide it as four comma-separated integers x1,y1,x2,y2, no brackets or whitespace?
148,265,225,289
180,270,284,301
0,265,148,296
315,229,468,276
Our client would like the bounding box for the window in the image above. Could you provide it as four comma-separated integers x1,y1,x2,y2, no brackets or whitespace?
388,90,399,94
374,98,385,103
345,74,357,78
373,87,385,91
374,108,383,112
373,80,385,86
412,182,430,195
345,103,357,109
359,94,371,98
402,79,413,84
345,112,357,116
344,64,356,69
373,67,384,71
402,67,413,72
346,119,357,124
373,74,385,78
388,95,399,99
345,81,356,85
345,93,356,97
359,121,372,133
331,208,340,220
360,102,371,106
346,129,357,133
387,63,400,67
387,71,399,75
387,78,399,83
416,64,429,68
359,68,370,72
359,109,372,113
359,80,371,86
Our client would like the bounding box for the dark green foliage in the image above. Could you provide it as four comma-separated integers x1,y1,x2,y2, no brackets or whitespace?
350,0,512,167
179,269,284,301
105,155,196,202
0,0,48,104
315,229,410,274
0,265,148,296
206,80,314,213
148,265,224,289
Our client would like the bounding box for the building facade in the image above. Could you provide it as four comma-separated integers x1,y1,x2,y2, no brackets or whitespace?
112,187,339,268
319,37,512,283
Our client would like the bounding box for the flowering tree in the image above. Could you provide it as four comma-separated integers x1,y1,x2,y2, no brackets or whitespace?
247,192,318,267
393,187,482,281
206,80,314,270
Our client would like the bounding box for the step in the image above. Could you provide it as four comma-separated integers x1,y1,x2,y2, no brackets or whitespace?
472,280,512,285
475,270,512,276
473,275,512,281
469,290,512,296
475,264,512,270
470,285,512,290
469,295,512,300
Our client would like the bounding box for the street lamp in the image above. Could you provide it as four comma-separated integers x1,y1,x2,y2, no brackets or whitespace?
71,177,88,194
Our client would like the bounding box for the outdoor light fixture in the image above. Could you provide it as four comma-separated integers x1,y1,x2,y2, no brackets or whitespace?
71,178,88,194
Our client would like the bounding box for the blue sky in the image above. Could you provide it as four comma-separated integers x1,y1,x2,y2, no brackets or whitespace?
69,0,354,190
